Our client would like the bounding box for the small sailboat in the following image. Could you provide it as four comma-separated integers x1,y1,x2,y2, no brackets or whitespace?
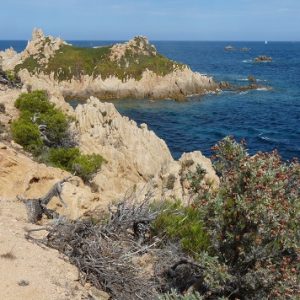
265,40,268,45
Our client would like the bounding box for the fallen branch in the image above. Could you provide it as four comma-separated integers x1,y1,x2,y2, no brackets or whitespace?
17,176,71,223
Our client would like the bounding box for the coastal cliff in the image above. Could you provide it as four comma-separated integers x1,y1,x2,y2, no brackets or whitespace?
0,29,218,100
0,88,218,217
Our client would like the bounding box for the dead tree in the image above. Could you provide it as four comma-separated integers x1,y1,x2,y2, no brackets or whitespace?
17,176,71,223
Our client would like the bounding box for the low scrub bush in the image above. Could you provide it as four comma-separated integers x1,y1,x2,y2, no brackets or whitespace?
154,137,299,299
152,201,210,255
11,118,43,154
15,90,53,113
11,91,104,181
14,90,69,146
48,147,104,182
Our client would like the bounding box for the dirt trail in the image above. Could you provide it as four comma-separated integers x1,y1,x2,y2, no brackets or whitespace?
0,195,91,300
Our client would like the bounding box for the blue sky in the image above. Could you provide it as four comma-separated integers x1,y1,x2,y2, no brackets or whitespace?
1,0,299,40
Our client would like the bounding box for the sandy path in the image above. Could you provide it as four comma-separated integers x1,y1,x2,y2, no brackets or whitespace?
0,197,89,300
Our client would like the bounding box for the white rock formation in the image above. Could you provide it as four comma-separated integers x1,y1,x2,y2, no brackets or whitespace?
0,28,64,70
74,97,219,202
18,66,216,101
1,28,218,100
0,141,104,219
110,36,157,62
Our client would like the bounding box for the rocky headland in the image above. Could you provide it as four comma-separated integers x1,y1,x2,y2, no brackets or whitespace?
0,29,218,101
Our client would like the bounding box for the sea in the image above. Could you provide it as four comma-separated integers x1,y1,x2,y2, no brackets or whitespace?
1,40,299,161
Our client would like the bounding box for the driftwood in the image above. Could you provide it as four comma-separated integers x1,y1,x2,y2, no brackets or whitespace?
17,176,71,223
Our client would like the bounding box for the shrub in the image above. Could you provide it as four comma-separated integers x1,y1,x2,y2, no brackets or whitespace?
187,137,300,299
13,90,71,148
152,201,210,255
48,147,104,182
11,118,43,154
39,110,69,145
48,147,80,170
15,43,184,82
12,91,104,181
72,153,105,182
159,290,203,300
15,90,53,113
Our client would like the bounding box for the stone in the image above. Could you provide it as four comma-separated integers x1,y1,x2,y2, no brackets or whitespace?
74,97,219,203
88,287,110,300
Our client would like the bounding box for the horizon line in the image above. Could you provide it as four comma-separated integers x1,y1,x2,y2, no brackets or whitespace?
0,39,300,43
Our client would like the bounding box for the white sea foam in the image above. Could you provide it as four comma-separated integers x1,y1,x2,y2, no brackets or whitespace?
242,59,252,63
256,87,269,91
238,78,267,82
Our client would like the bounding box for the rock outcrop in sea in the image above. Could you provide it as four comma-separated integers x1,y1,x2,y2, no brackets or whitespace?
0,28,218,100
254,55,272,63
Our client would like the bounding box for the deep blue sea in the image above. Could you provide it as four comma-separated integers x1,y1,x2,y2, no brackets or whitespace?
1,40,299,160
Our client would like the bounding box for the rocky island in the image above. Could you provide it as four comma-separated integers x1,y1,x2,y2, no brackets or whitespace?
254,55,273,62
0,29,218,101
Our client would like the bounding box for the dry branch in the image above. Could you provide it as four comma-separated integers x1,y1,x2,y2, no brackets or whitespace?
18,176,71,223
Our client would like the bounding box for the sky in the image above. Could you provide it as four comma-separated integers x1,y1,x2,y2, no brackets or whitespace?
1,0,300,41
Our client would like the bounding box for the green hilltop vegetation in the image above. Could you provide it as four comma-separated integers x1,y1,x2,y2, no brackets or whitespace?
15,37,184,81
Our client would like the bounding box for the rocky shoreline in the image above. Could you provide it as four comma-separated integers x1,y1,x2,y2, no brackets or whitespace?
0,29,219,101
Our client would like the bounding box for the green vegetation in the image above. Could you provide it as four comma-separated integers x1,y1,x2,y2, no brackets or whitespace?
11,91,104,181
155,137,299,299
49,148,104,182
152,201,210,255
11,118,43,155
13,90,69,148
15,43,183,81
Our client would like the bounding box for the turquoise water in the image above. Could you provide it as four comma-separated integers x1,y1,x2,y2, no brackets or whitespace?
1,40,299,160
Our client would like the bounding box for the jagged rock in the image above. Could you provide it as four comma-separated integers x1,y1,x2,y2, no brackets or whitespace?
255,55,272,63
0,28,64,71
110,36,157,62
0,143,103,219
18,66,217,101
75,97,219,203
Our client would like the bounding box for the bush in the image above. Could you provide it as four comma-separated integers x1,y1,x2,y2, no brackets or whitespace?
14,91,70,147
11,118,43,154
38,110,69,145
185,137,300,299
48,147,104,182
152,201,210,255
15,90,53,113
159,290,203,300
48,147,80,170
72,153,105,182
